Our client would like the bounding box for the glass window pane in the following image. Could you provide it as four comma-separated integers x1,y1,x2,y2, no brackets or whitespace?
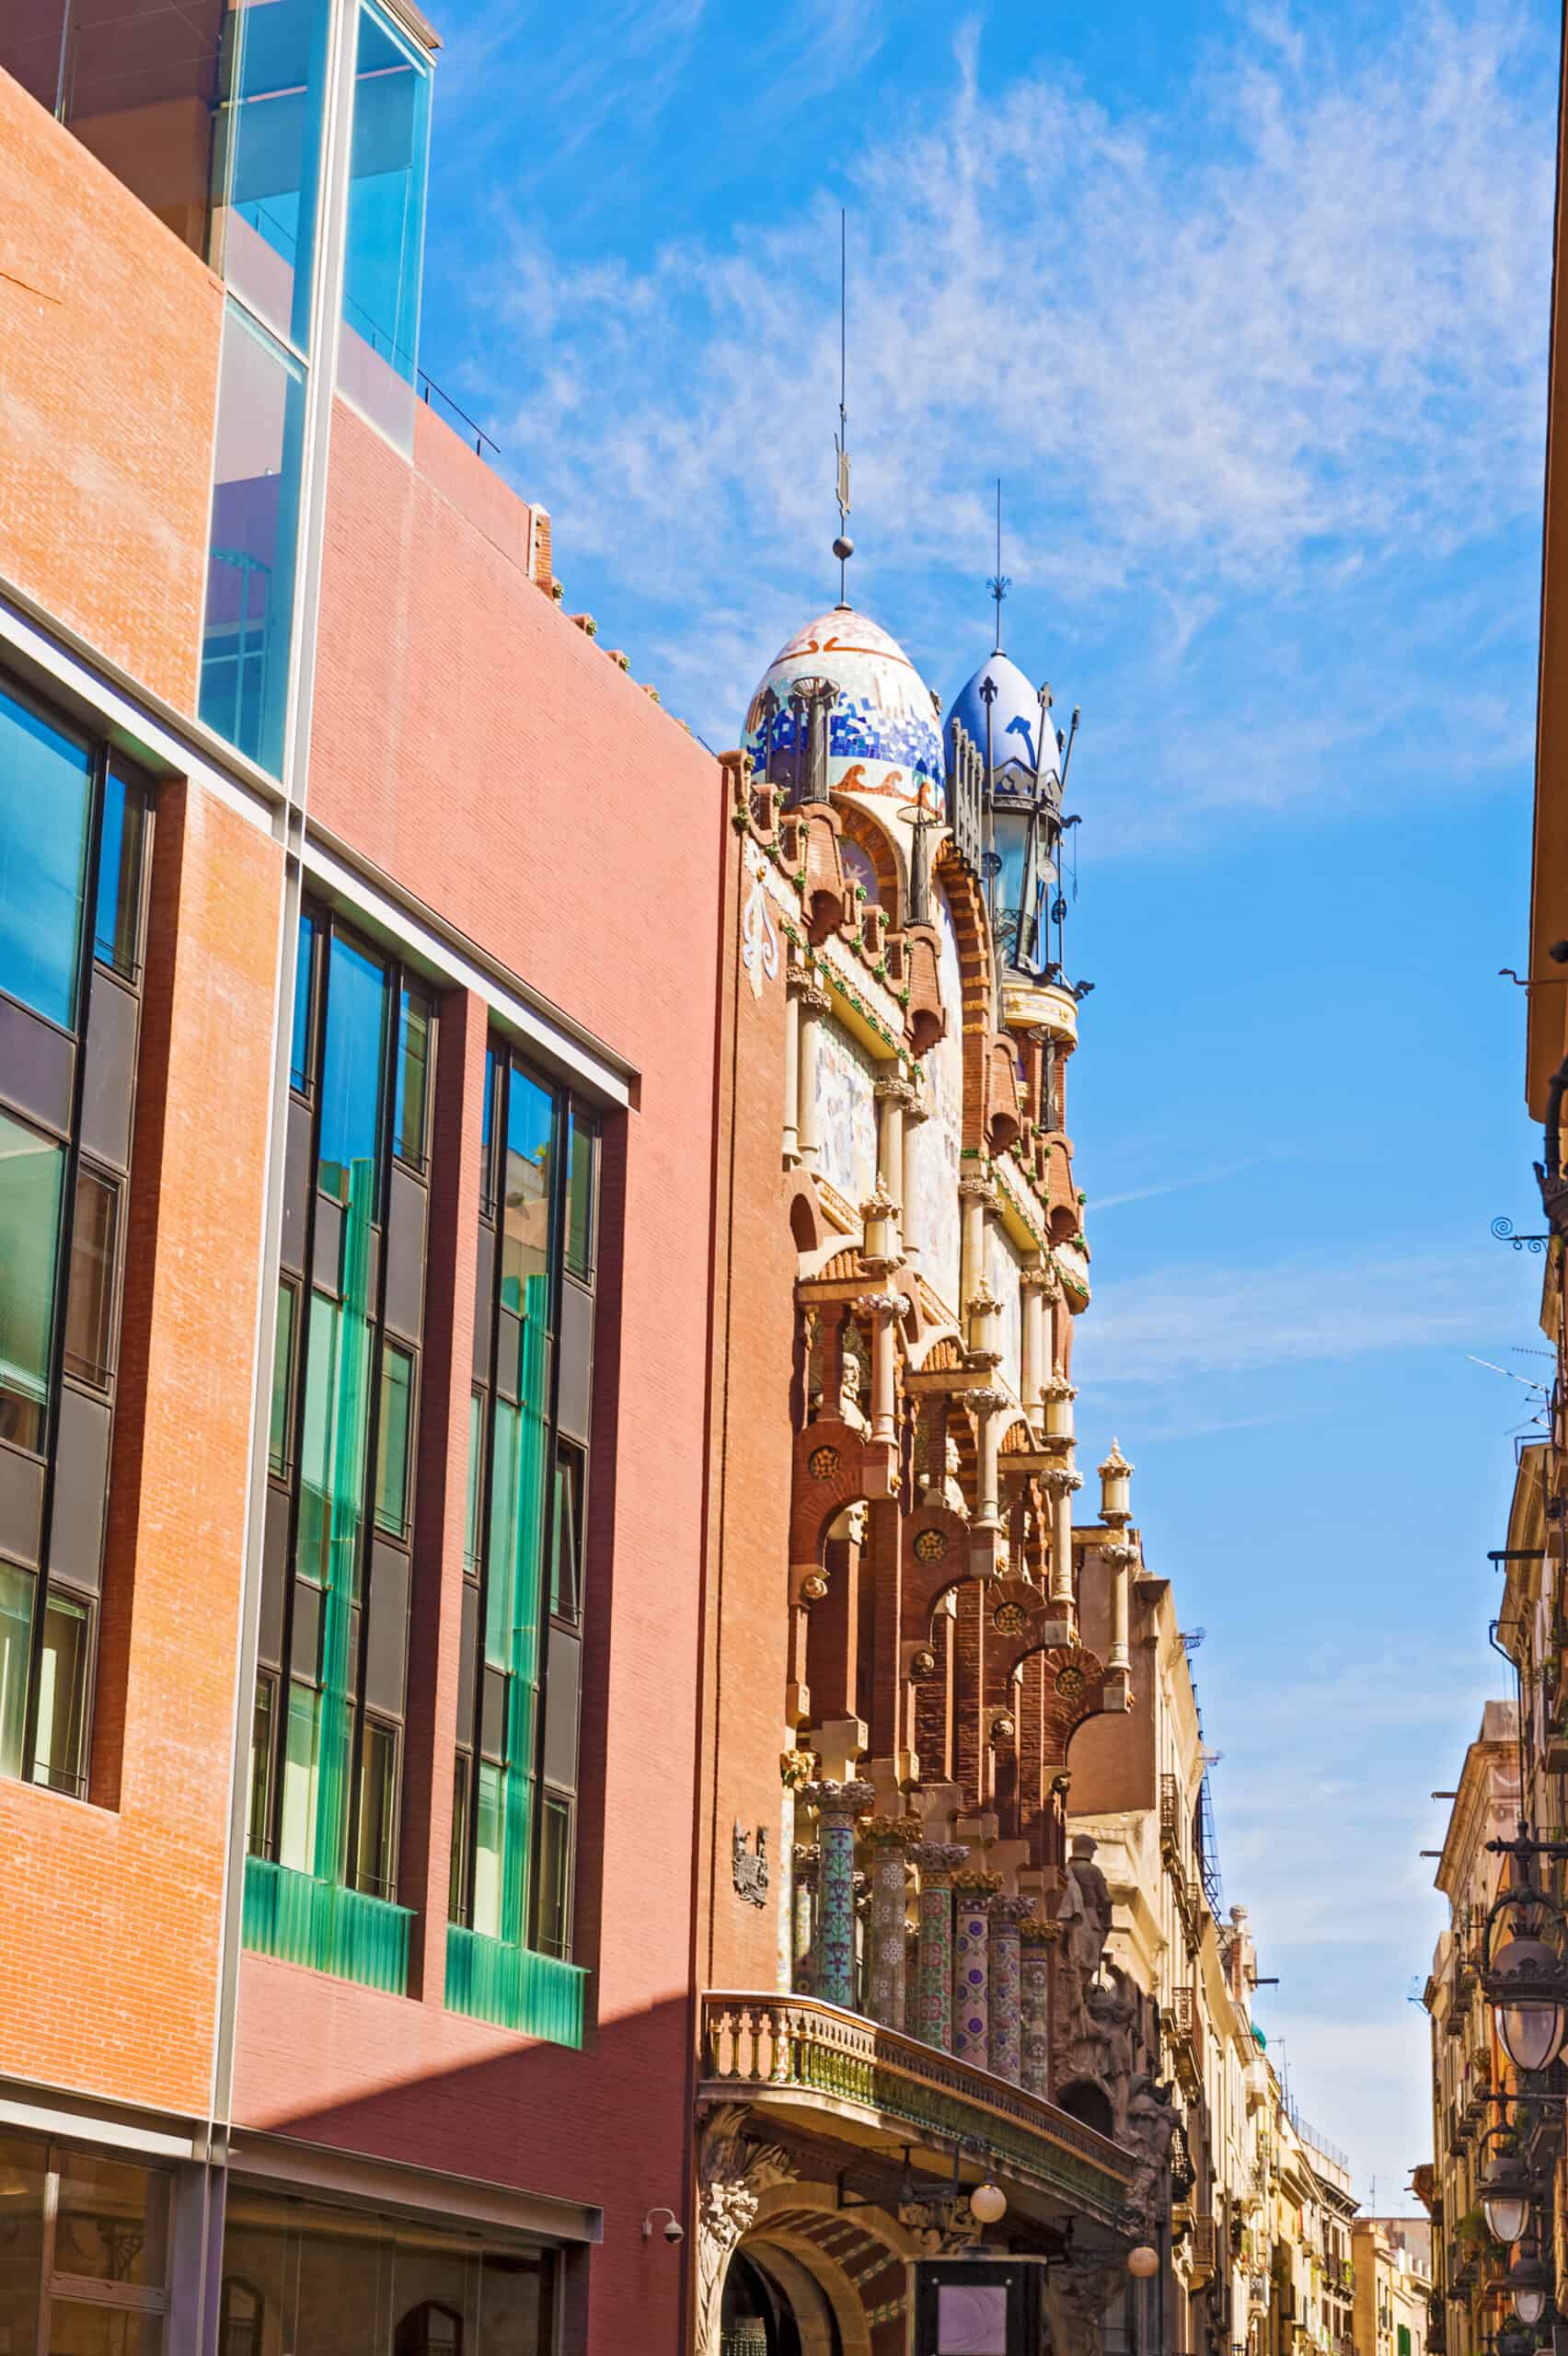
94,770,146,977
374,1343,413,1537
294,1288,374,1596
33,1588,90,1794
484,1401,518,1666
500,1067,554,1311
0,2130,44,2354
294,2202,386,2356
339,4,432,448
565,1106,596,1282
200,301,306,778
479,1045,497,1215
213,0,332,351
0,683,92,1030
42,2300,162,2353
392,986,431,1167
291,911,317,1093
54,2148,170,2286
0,1110,64,1454
63,1166,120,1388
317,933,388,1205
279,1679,321,1872
354,1717,398,1898
464,1392,484,1576
248,1671,275,1855
548,1445,581,1623
57,0,223,256
536,1792,571,1960
472,1758,502,1938
448,1750,470,1922
0,1565,34,1780
270,1282,297,1478
477,2251,547,2356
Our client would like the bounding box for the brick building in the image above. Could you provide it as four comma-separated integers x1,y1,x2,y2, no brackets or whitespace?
0,4,721,2349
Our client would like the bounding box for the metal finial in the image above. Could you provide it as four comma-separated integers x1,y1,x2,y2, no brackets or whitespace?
832,209,854,603
986,478,1009,653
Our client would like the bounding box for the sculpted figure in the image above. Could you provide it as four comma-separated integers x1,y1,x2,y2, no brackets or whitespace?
1061,1834,1113,1984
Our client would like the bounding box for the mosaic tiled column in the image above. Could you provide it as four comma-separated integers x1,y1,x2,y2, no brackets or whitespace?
864,1816,920,2027
802,1780,873,2009
952,1873,1003,2067
905,1923,921,2033
909,1842,967,2051
1020,1917,1057,2097
791,1843,818,1994
988,1896,1033,2085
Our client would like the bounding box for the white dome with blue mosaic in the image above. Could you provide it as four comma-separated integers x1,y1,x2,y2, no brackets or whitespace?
946,651,1060,792
744,605,944,803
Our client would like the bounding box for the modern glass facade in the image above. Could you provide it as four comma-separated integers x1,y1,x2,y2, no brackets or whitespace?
0,2131,174,2351
246,905,434,1989
0,675,149,1797
448,1041,596,2036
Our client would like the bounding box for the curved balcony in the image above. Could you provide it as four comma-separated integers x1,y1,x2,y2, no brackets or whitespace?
701,1992,1136,2228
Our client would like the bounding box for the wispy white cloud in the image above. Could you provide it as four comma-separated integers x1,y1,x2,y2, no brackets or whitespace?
1092,1152,1286,1212
467,1,1552,784
1077,1250,1512,1383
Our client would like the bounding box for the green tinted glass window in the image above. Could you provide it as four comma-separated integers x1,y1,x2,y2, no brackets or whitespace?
500,1065,553,1309
374,1343,413,1537
33,1588,90,1794
393,984,431,1166
354,1717,398,1898
0,1109,65,1454
270,1283,296,1477
565,1104,596,1280
94,769,146,977
0,1566,33,1782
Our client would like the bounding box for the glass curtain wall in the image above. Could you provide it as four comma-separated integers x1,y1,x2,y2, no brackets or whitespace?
199,0,432,774
0,676,150,1799
0,2131,174,2352
247,905,434,1992
448,1043,597,2037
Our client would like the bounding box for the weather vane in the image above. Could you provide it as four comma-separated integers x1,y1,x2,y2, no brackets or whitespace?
833,208,853,603
986,476,1009,653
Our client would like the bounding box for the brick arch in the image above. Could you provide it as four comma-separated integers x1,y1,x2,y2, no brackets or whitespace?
836,802,903,930
790,1418,892,1569
902,1506,972,1622
744,2184,917,2356
1000,1639,1108,1764
930,854,992,1151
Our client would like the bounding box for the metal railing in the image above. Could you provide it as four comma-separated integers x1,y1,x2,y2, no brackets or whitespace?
701,1992,1134,2223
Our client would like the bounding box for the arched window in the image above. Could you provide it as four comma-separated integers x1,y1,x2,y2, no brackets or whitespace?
396,2299,464,2354
219,2278,262,2356
838,835,880,908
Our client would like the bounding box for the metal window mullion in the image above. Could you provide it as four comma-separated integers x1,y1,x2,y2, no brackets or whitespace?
23,745,108,1793
46,2273,168,2316
268,909,329,1862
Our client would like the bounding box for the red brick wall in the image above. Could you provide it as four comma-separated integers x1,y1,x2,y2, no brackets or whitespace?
0,780,281,2115
233,398,727,2351
0,71,222,711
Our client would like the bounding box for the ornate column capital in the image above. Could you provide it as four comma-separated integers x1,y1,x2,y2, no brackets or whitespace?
1020,1915,1062,1947
852,1290,903,1323
1101,1539,1139,1569
790,1842,819,1888
864,1812,924,1847
780,1747,818,1791
990,1894,1036,1928
1020,1263,1060,1296
790,974,832,1014
1041,1465,1083,1498
957,1173,997,1213
967,1385,1010,1415
801,1777,876,1820
910,1842,970,1883
874,1072,917,1105
951,1868,1005,1900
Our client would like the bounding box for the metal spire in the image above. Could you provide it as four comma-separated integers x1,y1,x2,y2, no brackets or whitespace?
832,208,853,604
986,477,1009,654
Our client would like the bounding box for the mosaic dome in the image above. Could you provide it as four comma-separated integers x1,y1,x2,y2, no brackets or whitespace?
946,650,1060,795
744,605,944,804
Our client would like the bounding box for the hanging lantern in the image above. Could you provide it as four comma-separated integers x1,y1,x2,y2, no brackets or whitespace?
1509,2250,1552,2328
1487,1934,1568,2073
1481,2149,1533,2246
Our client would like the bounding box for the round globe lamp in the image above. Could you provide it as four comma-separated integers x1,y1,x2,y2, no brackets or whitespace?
1509,2252,1551,2329
1482,2151,1533,2246
1490,1936,1568,2073
969,2183,1008,2226
1126,2247,1160,2281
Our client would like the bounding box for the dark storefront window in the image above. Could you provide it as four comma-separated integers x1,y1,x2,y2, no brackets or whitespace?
0,676,150,1798
244,905,434,1992
220,2189,555,2355
0,2131,173,2351
447,1045,596,2038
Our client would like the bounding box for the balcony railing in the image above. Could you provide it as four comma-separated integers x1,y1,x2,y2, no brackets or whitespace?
1165,1984,1205,2097
444,1925,586,2048
242,1856,411,1994
702,1993,1134,2225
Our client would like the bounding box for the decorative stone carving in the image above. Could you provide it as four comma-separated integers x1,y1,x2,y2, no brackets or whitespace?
779,1749,817,1791
697,2106,796,2356
1123,2074,1181,2228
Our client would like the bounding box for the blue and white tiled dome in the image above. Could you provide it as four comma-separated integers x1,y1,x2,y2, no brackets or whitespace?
744,605,944,804
946,651,1060,794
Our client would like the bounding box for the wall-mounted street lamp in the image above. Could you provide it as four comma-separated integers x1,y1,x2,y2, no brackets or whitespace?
1126,2246,1160,2280
1507,2248,1552,2329
1480,2147,1533,2246
1482,1838,1568,2074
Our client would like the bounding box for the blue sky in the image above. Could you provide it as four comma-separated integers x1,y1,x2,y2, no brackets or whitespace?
416,0,1559,2205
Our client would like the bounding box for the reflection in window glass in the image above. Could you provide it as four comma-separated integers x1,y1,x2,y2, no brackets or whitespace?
33,1589,90,1794
201,302,307,777
0,2131,43,2354
464,1392,484,1574
936,2283,1009,2355
0,684,91,1030
55,2150,170,2287
449,1751,471,1920
537,1793,571,1959
479,1046,498,1215
248,1674,275,1856
472,1758,502,1938
565,1105,596,1280
375,1343,413,1537
94,772,147,978
279,1680,322,1872
339,4,432,446
548,1444,581,1623
501,1068,553,1310
213,0,332,351
42,2303,164,2352
0,1566,33,1780
477,2250,546,2356
291,912,317,1093
63,1166,120,1388
295,1292,343,1583
0,1110,65,1454
317,934,388,1203
270,1282,297,1478
393,986,431,1167
355,1717,398,1896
